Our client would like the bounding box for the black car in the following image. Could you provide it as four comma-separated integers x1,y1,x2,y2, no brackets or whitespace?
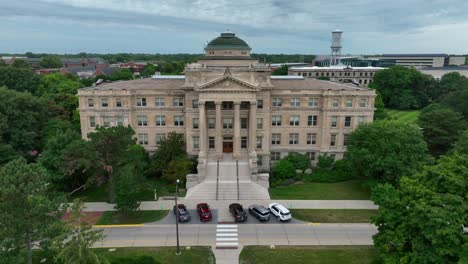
229,203,247,222
173,204,191,222
248,205,270,222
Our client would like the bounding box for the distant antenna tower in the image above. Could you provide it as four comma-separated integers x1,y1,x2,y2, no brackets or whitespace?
330,29,343,66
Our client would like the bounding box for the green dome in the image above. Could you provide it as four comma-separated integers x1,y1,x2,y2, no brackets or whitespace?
205,32,251,51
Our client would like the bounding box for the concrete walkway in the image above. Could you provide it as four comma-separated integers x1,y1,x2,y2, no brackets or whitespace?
81,199,377,212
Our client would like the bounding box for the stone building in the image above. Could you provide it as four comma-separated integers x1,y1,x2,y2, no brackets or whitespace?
77,32,376,195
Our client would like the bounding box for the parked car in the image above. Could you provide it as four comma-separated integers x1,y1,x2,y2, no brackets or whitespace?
173,204,191,222
229,203,247,222
269,203,292,222
248,204,270,222
197,203,213,222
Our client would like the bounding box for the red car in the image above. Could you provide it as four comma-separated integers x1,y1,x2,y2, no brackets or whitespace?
197,203,212,222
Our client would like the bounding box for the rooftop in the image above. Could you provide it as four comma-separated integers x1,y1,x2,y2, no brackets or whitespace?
382,54,448,58
419,66,468,71
205,32,251,51
289,65,385,70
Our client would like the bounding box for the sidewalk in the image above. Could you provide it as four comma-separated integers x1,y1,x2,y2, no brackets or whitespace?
81,199,377,212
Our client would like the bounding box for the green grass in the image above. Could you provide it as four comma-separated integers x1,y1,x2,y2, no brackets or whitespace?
291,209,378,223
269,180,371,200
96,210,169,225
34,246,214,264
239,246,379,264
385,109,421,124
71,178,186,202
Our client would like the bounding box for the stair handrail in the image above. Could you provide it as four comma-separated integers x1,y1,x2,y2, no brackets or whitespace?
236,160,239,200
216,159,219,201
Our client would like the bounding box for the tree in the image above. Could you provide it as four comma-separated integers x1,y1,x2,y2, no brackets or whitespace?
271,65,288,75
56,199,109,264
284,152,311,170
272,159,295,182
0,87,48,164
38,73,82,96
0,158,66,264
442,87,468,121
162,158,193,184
418,104,467,156
111,68,134,80
11,59,30,69
435,72,468,100
372,154,467,263
148,132,186,177
140,63,158,77
345,121,430,185
40,55,63,68
369,65,436,109
0,67,41,93
87,126,136,202
373,92,388,120
452,130,468,155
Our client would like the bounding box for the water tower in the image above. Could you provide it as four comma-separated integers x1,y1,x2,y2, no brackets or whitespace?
330,29,343,66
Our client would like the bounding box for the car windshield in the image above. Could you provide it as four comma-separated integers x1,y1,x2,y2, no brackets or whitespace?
259,210,269,216
280,211,290,216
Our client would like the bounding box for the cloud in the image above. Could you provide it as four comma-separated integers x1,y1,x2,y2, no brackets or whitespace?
0,0,467,54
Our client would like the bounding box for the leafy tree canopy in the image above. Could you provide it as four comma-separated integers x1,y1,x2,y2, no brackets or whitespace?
0,67,41,93
148,132,186,177
442,86,468,121
40,55,63,68
452,129,468,155
271,65,288,76
11,59,30,69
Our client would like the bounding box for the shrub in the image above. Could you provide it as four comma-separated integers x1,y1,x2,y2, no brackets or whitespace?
272,159,295,182
111,256,159,264
317,154,335,169
285,152,311,170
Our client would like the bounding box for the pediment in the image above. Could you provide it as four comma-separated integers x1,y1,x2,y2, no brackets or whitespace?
195,75,260,93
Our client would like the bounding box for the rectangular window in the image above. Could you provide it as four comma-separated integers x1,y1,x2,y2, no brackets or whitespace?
209,137,215,149
101,98,108,108
173,97,184,107
271,133,281,145
309,97,319,107
193,136,200,149
331,116,338,128
332,99,339,108
257,118,263,129
103,116,111,127
223,118,233,129
89,116,96,127
307,133,317,145
88,98,94,108
115,98,122,108
291,98,301,107
256,136,262,149
137,115,148,127
290,115,300,126
343,134,349,146
271,152,281,161
155,115,166,126
241,118,248,129
257,100,263,109
155,133,166,145
345,116,352,127
272,115,282,126
138,133,148,145
116,116,124,126
155,98,165,107
192,99,199,109
346,98,353,108
289,133,299,145
174,116,184,126
241,137,248,149
360,98,367,107
193,118,199,129
358,116,366,125
136,97,146,107
308,115,318,126
208,118,216,129
306,152,316,161
272,98,282,107
330,134,337,146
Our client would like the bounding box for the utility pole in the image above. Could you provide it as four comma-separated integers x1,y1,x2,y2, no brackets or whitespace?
175,179,181,255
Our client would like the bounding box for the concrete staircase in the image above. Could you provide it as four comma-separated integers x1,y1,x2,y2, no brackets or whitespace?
185,159,270,200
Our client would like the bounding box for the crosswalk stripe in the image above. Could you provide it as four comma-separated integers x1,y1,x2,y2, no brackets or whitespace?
216,233,238,237
216,242,239,247
216,237,238,241
217,229,238,232
217,224,237,228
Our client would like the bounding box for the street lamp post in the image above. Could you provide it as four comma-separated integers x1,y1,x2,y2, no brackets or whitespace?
175,179,181,255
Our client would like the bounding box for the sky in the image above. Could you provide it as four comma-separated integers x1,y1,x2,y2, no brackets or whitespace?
1,0,467,55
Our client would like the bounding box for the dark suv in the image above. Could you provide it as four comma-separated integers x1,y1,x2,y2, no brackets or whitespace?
229,203,247,222
173,204,191,222
248,205,270,222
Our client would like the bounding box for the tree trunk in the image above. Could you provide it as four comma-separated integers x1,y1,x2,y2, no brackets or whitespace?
107,166,115,203
26,234,32,264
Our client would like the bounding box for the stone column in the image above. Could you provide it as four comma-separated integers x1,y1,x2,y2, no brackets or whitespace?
215,101,223,158
197,101,207,180
248,100,257,153
233,101,241,160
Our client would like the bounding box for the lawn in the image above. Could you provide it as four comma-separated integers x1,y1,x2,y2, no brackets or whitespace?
34,246,214,264
385,109,421,124
96,210,169,225
71,178,186,202
239,246,379,264
269,180,371,200
291,209,378,223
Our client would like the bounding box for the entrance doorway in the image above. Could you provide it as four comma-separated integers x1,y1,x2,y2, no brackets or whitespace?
223,137,233,153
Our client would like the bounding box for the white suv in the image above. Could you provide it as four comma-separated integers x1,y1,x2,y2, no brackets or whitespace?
269,203,292,221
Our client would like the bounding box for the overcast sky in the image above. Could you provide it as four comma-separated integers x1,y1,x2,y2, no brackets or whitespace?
1,0,467,55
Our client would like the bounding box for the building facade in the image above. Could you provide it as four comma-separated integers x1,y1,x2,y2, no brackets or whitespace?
370,54,465,68
77,32,376,174
288,65,383,87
